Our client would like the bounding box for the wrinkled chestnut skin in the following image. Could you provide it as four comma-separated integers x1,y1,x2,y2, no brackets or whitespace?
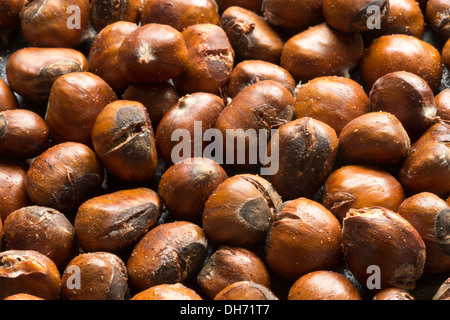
0,250,61,300
197,246,271,299
46,72,118,145
426,0,450,38
342,207,426,291
0,0,25,45
0,109,49,159
25,142,104,214
215,80,294,167
127,221,208,291
61,252,128,300
140,0,220,32
118,23,189,84
381,0,425,38
122,82,179,128
338,111,410,166
131,283,202,300
75,188,163,253
435,88,450,121
155,92,224,165
90,0,141,33
89,21,139,94
92,100,158,183
3,206,76,268
281,23,364,83
293,76,369,136
433,277,450,300
20,0,90,48
372,288,415,300
261,0,324,32
227,60,296,98
265,198,342,280
397,192,450,273
323,0,389,33
321,165,405,222
369,71,438,140
216,0,263,13
203,174,283,247
266,117,338,200
214,281,278,300
3,293,44,300
220,6,284,64
288,271,361,300
6,47,89,105
0,160,30,221
159,158,228,221
0,78,18,111
360,34,443,92
399,122,450,197
172,23,235,95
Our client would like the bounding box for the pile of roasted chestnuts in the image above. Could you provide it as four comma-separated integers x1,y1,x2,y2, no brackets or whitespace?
0,0,449,301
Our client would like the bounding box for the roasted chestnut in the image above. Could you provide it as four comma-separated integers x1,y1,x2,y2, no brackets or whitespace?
90,0,141,33
293,76,369,136
0,0,25,45
6,47,89,105
3,293,44,300
75,188,163,252
91,100,158,183
280,23,364,83
435,88,450,121
25,142,104,214
426,0,450,38
89,21,139,94
172,23,235,95
0,78,18,111
131,283,203,300
265,117,338,200
20,0,91,48
265,198,342,280
220,6,284,64
342,206,426,291
45,72,118,145
214,281,278,300
202,174,282,247
0,160,30,221
380,0,425,38
321,165,405,222
372,288,415,300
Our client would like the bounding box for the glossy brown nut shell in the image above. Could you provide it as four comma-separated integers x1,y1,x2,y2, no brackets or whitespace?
202,174,282,247
6,47,89,105
3,206,76,268
46,72,118,145
131,283,203,300
372,288,415,300
92,100,158,183
127,221,208,291
90,0,141,33
155,92,225,165
89,21,139,93
214,281,278,300
25,142,104,214
3,293,44,300
397,192,450,273
140,0,220,31
197,246,271,299
342,206,426,291
220,6,284,64
288,270,362,300
61,252,128,300
0,160,30,221
0,78,18,111
338,111,410,166
265,198,342,280
20,0,90,48
0,250,61,300
442,38,450,75
227,60,296,98
0,109,49,159
280,23,364,83
75,188,163,252
172,23,235,95
435,88,450,121
118,23,189,84
381,0,425,38
426,0,450,38
266,117,338,200
360,34,443,92
321,165,405,222
158,157,228,221
293,76,369,136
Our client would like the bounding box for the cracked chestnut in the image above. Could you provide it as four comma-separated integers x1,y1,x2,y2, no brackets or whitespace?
75,188,163,252
92,100,158,183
